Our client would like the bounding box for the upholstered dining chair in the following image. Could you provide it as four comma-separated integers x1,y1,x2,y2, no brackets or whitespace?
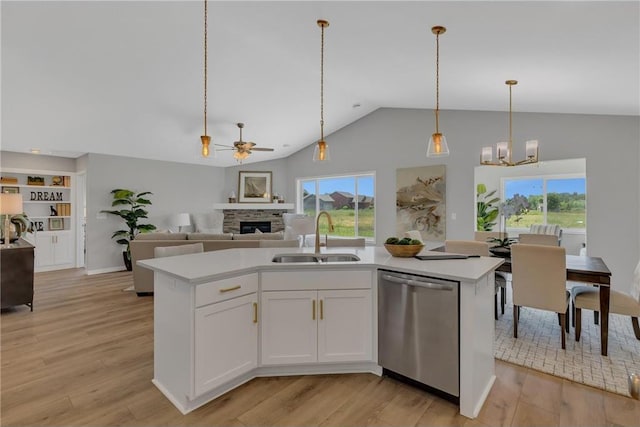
572,259,640,341
326,237,366,247
445,240,506,320
154,242,204,258
511,243,570,349
291,217,316,247
529,224,563,245
518,233,559,246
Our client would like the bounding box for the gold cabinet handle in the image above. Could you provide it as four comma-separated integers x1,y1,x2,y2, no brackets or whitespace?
312,299,316,320
253,302,258,324
219,285,241,293
320,299,324,320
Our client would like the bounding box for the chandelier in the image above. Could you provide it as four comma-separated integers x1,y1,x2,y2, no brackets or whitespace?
312,19,330,162
426,26,449,158
480,80,539,166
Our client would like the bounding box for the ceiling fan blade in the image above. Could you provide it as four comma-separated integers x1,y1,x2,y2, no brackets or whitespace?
251,147,275,151
214,144,234,148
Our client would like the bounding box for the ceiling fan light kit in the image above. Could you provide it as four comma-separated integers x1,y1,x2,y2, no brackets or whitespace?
312,19,331,162
480,80,540,166
426,25,450,158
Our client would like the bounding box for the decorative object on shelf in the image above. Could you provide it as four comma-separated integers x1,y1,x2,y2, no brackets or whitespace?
480,80,539,166
215,123,274,163
312,19,330,162
50,205,58,216
1,186,19,194
426,25,450,158
0,177,18,184
396,165,446,242
200,0,212,158
30,191,63,201
238,171,272,203
228,190,237,203
48,217,64,231
27,176,45,186
63,176,71,187
51,176,64,186
31,221,44,232
55,203,71,216
476,183,499,231
172,213,191,232
1,193,31,244
101,189,157,271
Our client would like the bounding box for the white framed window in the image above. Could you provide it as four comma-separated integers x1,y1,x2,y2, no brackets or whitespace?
296,172,375,241
500,173,586,232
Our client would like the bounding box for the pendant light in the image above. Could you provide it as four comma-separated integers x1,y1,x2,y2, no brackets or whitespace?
200,0,212,158
480,80,539,166
312,19,330,162
426,26,449,158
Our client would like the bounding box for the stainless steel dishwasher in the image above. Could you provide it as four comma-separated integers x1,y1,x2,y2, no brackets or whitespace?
378,269,459,400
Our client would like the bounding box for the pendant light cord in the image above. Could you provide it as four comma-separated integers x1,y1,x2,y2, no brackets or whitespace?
320,22,325,141
434,30,440,134
203,0,208,136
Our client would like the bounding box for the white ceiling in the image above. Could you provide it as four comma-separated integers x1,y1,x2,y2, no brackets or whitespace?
2,1,639,167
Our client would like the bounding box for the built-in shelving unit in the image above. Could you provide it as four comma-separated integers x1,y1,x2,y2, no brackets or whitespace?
1,170,76,271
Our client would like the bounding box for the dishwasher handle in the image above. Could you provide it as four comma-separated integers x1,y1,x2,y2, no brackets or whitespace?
381,274,454,291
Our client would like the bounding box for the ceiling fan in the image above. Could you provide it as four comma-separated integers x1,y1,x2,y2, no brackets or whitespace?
215,123,274,162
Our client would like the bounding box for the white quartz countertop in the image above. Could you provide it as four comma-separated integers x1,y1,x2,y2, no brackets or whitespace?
138,246,504,285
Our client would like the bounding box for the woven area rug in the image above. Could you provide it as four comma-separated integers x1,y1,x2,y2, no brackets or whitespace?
494,287,640,397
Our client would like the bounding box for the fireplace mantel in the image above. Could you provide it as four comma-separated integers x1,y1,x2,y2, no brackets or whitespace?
213,203,294,210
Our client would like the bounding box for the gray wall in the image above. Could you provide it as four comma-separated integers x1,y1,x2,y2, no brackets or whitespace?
3,106,639,293
1,151,77,172
85,154,225,273
251,108,638,294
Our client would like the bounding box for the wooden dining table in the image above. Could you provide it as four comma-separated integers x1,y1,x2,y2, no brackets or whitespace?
495,254,612,356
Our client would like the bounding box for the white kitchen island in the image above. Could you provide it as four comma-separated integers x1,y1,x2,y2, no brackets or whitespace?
139,246,503,418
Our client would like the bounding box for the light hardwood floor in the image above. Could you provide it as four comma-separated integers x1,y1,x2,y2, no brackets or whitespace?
2,268,639,426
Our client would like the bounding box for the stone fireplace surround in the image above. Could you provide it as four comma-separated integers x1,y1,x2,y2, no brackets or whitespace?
221,209,289,234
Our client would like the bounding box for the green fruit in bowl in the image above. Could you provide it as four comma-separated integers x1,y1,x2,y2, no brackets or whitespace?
398,237,413,245
385,237,400,244
410,239,422,245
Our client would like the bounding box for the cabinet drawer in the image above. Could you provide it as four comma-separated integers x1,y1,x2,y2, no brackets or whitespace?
261,270,372,291
196,273,258,307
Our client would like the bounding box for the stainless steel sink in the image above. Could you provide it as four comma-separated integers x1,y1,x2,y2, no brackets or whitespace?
271,253,361,263
318,254,361,263
271,254,319,263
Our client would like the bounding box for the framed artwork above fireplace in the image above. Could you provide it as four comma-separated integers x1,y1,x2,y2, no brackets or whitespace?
238,171,272,203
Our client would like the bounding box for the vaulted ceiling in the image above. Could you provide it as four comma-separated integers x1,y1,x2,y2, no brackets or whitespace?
2,1,638,167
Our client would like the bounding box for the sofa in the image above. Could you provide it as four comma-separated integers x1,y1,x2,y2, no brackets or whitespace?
130,231,294,295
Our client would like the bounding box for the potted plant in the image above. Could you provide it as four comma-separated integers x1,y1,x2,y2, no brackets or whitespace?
476,184,500,232
102,189,156,271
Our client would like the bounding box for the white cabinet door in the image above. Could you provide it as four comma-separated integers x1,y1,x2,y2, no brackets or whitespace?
34,233,54,268
34,231,73,269
261,290,317,365
53,232,73,265
318,289,373,363
194,293,258,396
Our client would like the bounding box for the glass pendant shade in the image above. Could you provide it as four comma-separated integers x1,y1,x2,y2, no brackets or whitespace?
496,141,509,160
426,133,449,157
312,140,330,162
233,150,249,161
525,140,539,160
201,135,211,158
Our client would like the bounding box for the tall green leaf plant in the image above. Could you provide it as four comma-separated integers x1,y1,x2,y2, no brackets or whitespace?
476,183,500,231
102,189,156,264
